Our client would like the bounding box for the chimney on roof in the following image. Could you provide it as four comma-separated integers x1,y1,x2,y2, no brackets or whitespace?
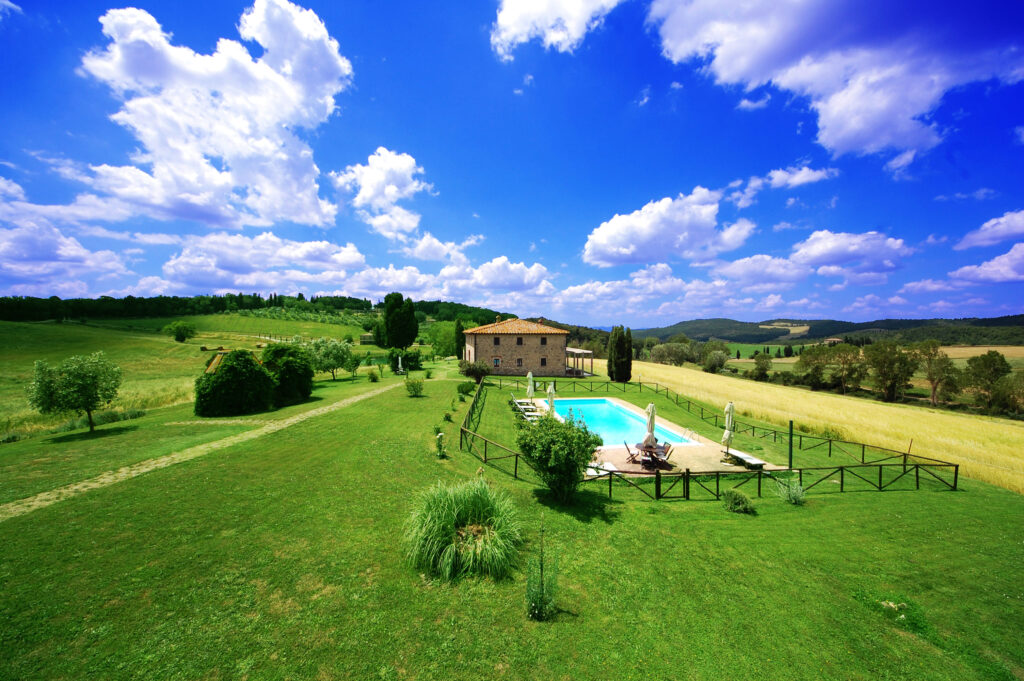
495,315,501,323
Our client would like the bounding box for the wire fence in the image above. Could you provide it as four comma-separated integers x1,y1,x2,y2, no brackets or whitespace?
460,380,960,501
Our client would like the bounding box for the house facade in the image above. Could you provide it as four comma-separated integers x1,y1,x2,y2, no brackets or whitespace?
462,317,569,376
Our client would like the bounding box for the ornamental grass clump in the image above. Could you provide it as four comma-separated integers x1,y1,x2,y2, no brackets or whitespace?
526,526,558,621
775,475,806,506
405,478,522,581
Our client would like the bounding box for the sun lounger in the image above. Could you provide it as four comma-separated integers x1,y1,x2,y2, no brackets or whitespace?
509,392,538,410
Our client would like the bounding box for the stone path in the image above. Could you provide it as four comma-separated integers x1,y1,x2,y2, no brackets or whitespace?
0,383,400,523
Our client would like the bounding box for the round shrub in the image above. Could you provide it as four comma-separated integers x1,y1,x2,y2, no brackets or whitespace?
721,489,756,514
261,344,314,407
194,351,274,417
516,413,603,503
404,478,522,581
405,378,425,397
456,381,477,396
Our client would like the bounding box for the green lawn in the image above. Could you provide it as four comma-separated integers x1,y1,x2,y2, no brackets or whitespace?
2,324,1022,680
2,377,1021,679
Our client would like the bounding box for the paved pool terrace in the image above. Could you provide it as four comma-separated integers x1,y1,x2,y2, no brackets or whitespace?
533,396,787,475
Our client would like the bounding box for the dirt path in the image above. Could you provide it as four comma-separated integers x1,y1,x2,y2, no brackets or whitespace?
0,383,400,523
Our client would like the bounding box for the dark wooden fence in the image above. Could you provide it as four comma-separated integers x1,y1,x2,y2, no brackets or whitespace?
461,381,960,501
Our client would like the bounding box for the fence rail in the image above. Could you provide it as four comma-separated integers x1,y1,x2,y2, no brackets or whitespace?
494,377,920,465
461,381,960,502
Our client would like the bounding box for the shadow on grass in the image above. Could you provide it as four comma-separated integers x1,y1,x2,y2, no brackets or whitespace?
532,488,622,525
48,424,139,444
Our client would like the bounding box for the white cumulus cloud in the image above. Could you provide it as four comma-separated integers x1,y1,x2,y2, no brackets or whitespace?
25,0,356,230
645,0,1024,163
490,0,625,61
583,186,754,266
332,147,433,241
955,210,1024,250
950,243,1024,283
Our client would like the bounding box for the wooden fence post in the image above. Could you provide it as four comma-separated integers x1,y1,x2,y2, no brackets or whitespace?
514,454,518,479
685,468,690,500
608,472,613,499
953,465,959,491
915,464,919,490
878,465,883,490
828,440,832,458
788,421,794,469
862,444,866,463
655,469,662,499
715,471,720,499
757,470,762,497
483,440,488,462
840,466,844,492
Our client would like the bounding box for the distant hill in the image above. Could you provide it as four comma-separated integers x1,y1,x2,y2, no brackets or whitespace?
634,315,1024,345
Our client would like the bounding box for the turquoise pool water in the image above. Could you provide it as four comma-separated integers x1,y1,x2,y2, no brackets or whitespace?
552,398,690,448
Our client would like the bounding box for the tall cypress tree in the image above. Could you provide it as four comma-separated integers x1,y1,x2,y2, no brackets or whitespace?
620,328,633,382
606,326,620,381
454,318,466,360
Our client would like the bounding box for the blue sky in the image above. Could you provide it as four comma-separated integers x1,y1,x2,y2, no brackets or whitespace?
1,0,1023,326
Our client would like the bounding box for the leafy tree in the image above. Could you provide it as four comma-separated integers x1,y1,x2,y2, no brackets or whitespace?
965,350,1012,409
702,350,728,373
667,333,690,345
830,343,867,394
454,318,466,360
915,340,961,406
343,352,362,379
163,321,197,343
991,371,1024,415
863,341,919,402
262,344,315,407
516,413,603,503
750,352,772,381
27,352,122,432
783,345,794,358
650,343,690,366
307,337,353,380
735,349,741,360
426,321,457,358
194,350,274,417
459,359,490,384
796,344,831,390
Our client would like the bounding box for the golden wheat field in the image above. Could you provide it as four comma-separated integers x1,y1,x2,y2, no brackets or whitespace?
600,359,1024,494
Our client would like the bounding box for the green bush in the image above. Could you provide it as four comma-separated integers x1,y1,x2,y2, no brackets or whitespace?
457,381,477,396
722,489,756,514
424,369,433,379
459,360,490,384
368,371,380,383
404,478,522,580
163,321,197,343
405,378,425,397
387,347,423,372
434,432,448,458
261,344,314,407
526,528,558,621
195,350,275,417
775,476,806,506
516,413,603,503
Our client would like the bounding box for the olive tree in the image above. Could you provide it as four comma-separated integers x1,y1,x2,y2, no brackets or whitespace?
27,351,122,432
163,321,197,343
516,413,603,503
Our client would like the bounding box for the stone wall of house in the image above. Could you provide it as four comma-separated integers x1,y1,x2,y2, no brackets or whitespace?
463,333,566,376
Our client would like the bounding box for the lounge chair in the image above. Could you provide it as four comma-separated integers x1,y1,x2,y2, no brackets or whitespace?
510,392,538,410
624,441,638,463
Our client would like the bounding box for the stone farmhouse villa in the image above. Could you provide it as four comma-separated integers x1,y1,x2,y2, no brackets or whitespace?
462,317,593,377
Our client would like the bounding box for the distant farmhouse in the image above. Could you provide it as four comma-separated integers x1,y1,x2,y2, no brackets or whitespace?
462,316,593,377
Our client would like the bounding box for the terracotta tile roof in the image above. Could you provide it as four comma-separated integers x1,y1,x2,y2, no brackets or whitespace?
463,318,569,335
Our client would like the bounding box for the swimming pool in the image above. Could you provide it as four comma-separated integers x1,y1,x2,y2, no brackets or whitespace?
551,398,691,448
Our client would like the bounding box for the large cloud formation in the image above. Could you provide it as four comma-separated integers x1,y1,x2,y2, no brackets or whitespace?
493,0,1024,164
73,0,352,228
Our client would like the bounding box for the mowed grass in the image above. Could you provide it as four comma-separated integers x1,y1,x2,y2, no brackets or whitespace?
88,312,368,342
595,360,1024,494
0,319,394,436
1,378,1022,679
0,376,398,506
